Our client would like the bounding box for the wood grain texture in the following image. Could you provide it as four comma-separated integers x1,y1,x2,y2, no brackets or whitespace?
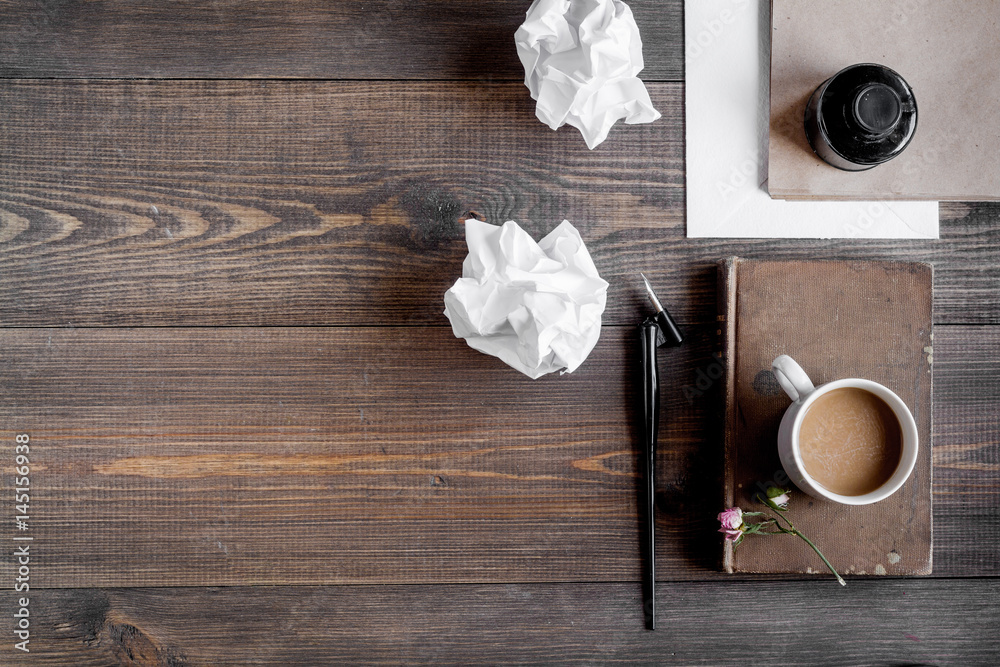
0,0,683,80
932,326,1000,573
2,581,999,665
1,80,998,327
1,325,996,588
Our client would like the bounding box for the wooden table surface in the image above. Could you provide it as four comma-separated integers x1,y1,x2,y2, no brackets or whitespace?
1,1,998,664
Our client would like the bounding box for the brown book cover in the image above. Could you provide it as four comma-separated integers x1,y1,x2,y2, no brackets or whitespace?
719,258,933,576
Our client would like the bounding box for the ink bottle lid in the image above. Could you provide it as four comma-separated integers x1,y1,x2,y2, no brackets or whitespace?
804,63,918,172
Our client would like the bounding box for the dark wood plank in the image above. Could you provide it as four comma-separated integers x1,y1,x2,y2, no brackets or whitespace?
1,324,995,587
0,0,683,80
1,80,997,327
2,581,998,664
932,326,1000,573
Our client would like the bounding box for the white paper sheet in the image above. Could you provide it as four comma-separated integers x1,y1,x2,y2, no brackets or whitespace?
685,0,939,238
515,0,661,149
443,219,608,379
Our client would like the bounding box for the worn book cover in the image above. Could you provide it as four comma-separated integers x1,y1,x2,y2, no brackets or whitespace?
719,258,933,576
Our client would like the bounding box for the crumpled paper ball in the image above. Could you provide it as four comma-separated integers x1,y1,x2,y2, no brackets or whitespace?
443,219,609,379
515,0,661,149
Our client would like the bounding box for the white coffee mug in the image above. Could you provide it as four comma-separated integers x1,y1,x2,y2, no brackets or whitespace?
772,355,919,505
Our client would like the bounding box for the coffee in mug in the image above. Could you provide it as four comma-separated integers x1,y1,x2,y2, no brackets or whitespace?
771,355,918,505
798,387,902,496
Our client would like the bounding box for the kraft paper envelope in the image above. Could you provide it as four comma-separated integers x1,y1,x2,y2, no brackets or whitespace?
769,0,1000,200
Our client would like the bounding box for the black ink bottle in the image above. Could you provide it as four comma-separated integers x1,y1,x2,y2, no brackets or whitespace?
804,63,918,171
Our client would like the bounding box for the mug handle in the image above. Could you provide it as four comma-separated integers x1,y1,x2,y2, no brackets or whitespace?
771,355,815,403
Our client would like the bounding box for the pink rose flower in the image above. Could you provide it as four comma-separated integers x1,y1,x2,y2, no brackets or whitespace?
718,507,744,541
718,507,743,529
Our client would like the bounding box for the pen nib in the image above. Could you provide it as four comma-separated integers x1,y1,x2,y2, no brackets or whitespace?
640,273,664,313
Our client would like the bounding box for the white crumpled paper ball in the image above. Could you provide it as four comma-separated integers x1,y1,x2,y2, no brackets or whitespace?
515,0,661,149
443,219,609,379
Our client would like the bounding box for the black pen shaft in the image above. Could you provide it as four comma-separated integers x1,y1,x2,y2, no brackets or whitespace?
640,319,659,630
637,275,683,630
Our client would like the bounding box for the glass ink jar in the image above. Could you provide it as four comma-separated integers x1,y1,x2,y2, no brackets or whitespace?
804,63,918,171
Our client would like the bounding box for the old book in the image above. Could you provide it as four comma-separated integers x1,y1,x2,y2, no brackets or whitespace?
719,258,932,576
768,0,1000,200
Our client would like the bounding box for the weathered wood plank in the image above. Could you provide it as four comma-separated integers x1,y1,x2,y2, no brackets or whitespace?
0,0,683,80
932,326,1000,573
2,581,998,665
1,80,997,326
1,325,995,587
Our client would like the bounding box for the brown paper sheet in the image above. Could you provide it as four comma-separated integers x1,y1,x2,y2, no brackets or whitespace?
768,0,1000,200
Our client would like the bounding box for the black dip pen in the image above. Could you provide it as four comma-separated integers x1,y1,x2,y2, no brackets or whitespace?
638,273,684,630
